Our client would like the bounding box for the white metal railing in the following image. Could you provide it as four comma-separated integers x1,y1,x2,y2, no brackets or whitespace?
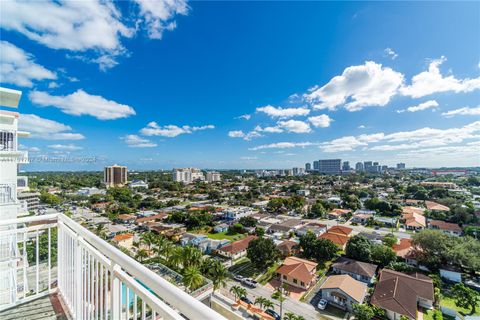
0,213,225,320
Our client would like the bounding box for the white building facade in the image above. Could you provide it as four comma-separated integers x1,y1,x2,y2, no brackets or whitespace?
173,168,205,184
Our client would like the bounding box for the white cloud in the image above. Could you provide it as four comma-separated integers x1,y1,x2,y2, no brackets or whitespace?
19,145,41,152
442,106,480,117
358,125,366,129
134,0,188,39
48,144,82,151
29,89,136,120
0,41,56,87
228,130,246,138
19,114,84,140
121,134,157,148
400,57,480,98
304,61,404,111
254,125,283,133
140,121,214,137
277,120,311,133
0,0,186,69
396,100,439,113
308,114,333,128
384,48,398,60
236,114,251,120
250,142,314,151
256,105,310,118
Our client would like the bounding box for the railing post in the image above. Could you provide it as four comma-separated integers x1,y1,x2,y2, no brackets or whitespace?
75,235,83,320
111,264,121,320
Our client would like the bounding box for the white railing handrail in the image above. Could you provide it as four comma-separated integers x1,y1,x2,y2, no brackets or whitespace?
0,213,225,320
56,213,225,320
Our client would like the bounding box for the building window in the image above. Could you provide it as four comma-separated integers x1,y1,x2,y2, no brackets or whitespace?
293,279,297,284
283,275,287,280
301,282,305,286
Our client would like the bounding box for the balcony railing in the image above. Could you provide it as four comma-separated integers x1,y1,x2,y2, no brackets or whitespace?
0,213,225,320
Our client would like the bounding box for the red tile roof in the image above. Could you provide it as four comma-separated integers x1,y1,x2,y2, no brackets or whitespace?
429,220,461,232
327,225,353,236
319,232,349,246
112,233,134,242
218,235,256,254
276,256,317,284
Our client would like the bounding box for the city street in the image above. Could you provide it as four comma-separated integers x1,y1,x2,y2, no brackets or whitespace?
222,280,345,320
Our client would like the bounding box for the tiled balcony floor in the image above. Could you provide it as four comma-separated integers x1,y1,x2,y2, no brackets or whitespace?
0,293,68,320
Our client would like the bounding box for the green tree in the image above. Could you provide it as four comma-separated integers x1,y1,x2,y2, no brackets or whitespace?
382,234,397,248
315,238,338,262
451,283,480,314
247,238,279,269
346,235,372,262
254,297,268,309
299,231,318,260
255,227,265,237
352,303,375,320
40,192,61,206
371,244,396,267
411,230,453,270
182,266,204,292
309,201,326,218
209,261,228,293
230,285,246,301
135,249,149,262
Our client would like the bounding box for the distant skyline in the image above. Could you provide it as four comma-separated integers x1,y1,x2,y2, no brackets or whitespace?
1,1,479,171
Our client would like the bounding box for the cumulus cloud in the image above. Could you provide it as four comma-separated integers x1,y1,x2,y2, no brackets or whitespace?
396,100,439,113
249,142,314,151
140,121,214,137
319,133,383,152
256,105,310,118
276,120,311,133
48,144,83,151
0,41,56,87
228,130,246,138
19,114,84,140
400,57,480,98
236,114,251,120
228,130,262,141
304,61,404,111
0,0,187,69
308,114,333,128
134,0,188,39
29,90,136,120
442,106,480,117
121,134,157,148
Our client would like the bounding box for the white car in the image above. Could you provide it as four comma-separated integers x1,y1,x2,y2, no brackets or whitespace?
317,299,328,310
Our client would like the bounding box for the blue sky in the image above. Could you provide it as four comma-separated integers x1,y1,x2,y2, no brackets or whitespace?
1,1,479,171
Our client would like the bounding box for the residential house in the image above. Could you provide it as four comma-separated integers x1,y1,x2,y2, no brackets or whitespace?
392,238,419,266
116,214,136,225
268,219,305,236
197,238,230,254
276,256,318,290
180,233,208,246
351,213,373,225
331,257,378,284
224,207,256,220
328,209,351,220
112,233,134,250
295,223,327,237
217,235,256,260
428,220,462,236
318,226,353,250
319,274,368,311
425,201,450,213
371,269,434,320
136,213,168,225
213,223,229,233
276,240,300,257
401,208,426,231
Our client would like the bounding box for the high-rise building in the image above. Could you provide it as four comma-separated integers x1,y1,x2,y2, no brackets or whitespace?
342,161,350,172
313,160,320,171
364,161,373,172
0,87,29,304
318,159,342,175
355,162,364,172
206,171,221,182
397,163,406,170
305,162,312,171
104,164,128,187
293,167,305,176
173,168,205,184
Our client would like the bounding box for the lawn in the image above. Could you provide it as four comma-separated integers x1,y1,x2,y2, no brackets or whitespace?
229,258,268,278
206,231,246,241
423,310,455,320
440,296,480,316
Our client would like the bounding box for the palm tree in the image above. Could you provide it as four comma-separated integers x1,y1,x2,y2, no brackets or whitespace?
154,235,168,255
210,261,228,293
229,285,246,302
135,249,149,262
254,297,267,309
95,224,107,239
169,247,184,270
141,232,156,251
262,299,274,310
161,242,175,261
181,246,202,269
284,313,297,320
182,266,204,292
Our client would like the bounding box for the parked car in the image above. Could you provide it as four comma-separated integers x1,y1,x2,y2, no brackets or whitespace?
317,299,328,310
240,296,253,305
465,279,480,292
265,309,281,320
243,278,258,288
233,274,244,282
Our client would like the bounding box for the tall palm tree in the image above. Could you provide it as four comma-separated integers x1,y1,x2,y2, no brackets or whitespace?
181,246,202,269
210,261,228,293
229,285,246,302
141,232,156,251
254,297,267,309
169,247,184,270
182,266,204,292
262,299,274,310
284,313,297,320
135,249,149,262
161,242,175,261
154,235,168,255
95,224,107,239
